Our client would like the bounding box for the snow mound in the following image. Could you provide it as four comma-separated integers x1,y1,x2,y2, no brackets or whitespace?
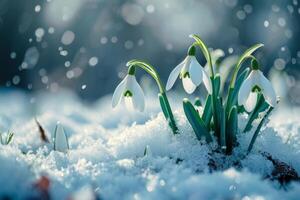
0,90,300,199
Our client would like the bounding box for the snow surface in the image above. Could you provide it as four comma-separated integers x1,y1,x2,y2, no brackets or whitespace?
0,89,300,200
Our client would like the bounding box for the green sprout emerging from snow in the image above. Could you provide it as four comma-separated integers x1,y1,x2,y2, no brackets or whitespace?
112,34,278,155
0,131,14,145
53,122,69,153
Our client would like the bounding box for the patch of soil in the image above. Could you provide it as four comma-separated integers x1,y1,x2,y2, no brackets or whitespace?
262,152,300,185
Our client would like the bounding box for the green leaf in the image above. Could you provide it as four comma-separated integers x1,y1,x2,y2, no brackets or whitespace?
243,94,269,132
183,98,212,143
215,97,226,149
213,74,221,96
189,34,212,66
209,76,219,136
220,105,226,151
143,145,152,156
226,106,237,154
6,132,14,144
159,93,169,120
225,67,250,116
202,95,213,129
231,68,250,106
159,93,178,134
247,106,274,153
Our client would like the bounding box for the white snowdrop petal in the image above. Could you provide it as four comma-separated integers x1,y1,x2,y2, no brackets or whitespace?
181,56,191,74
259,71,277,107
124,96,135,111
54,123,69,153
112,76,127,108
166,59,185,90
238,76,253,106
128,75,145,112
182,77,196,94
189,56,203,86
244,92,258,112
202,70,212,94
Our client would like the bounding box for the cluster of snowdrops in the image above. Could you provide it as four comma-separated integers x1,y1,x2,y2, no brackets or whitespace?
112,34,278,155
1,34,277,156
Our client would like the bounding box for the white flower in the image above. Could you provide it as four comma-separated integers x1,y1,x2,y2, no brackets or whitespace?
112,74,145,112
238,69,277,112
53,122,69,153
166,55,212,94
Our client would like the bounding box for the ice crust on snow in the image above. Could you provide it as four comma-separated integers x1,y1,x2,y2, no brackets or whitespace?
0,89,300,199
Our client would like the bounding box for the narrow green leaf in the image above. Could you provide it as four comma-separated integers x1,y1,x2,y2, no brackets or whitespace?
231,68,250,106
247,106,274,153
243,94,269,132
213,97,222,141
159,93,169,120
216,97,226,149
226,106,237,154
159,93,178,134
220,105,226,151
213,74,221,96
143,145,152,156
6,132,14,144
202,95,213,129
183,98,212,143
225,67,250,116
210,76,219,137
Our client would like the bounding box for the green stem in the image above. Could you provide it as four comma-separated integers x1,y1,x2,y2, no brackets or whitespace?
229,43,264,88
190,34,219,136
159,92,178,133
229,55,255,88
127,60,165,93
127,60,178,134
225,45,262,119
190,34,214,77
247,106,274,154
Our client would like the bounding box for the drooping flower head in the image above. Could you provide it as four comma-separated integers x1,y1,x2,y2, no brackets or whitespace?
112,72,145,112
238,59,277,112
166,46,212,94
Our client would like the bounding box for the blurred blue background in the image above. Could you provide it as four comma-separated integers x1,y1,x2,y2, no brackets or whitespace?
0,0,299,103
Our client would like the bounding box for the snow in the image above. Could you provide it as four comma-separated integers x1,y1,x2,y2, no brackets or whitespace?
0,89,300,200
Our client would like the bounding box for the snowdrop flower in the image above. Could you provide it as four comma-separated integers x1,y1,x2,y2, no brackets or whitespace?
54,122,69,153
112,74,145,112
238,59,277,112
166,46,212,94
